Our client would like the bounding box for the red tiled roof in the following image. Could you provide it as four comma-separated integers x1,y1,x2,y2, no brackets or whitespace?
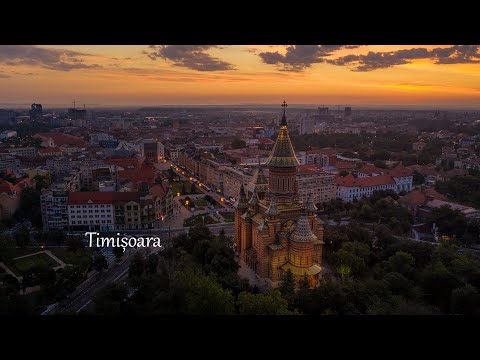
357,163,386,175
258,138,274,144
388,163,413,177
68,191,139,205
0,179,15,195
297,164,322,174
335,161,357,170
399,187,446,207
149,183,171,197
336,173,395,188
34,132,86,147
106,156,145,169
118,165,156,184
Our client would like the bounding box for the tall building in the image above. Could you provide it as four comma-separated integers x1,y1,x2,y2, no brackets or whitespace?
29,103,43,120
297,165,336,205
234,102,325,287
0,109,14,127
344,106,352,117
40,185,69,231
299,116,315,135
141,139,165,162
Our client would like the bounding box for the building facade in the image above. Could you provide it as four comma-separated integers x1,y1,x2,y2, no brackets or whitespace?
234,104,325,287
141,139,165,162
297,165,337,205
41,185,69,231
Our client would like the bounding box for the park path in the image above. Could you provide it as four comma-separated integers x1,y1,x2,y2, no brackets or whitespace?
0,262,20,280
13,250,66,267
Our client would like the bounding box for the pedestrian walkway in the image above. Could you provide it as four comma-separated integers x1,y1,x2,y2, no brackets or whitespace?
100,247,116,266
0,262,20,280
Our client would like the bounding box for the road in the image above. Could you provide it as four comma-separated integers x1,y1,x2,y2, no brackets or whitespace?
54,221,233,314
57,249,140,314
169,161,232,209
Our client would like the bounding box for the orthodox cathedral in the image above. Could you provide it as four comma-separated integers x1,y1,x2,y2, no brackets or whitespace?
234,102,325,287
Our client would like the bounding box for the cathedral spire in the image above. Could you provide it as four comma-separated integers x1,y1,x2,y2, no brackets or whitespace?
266,101,299,168
305,193,317,213
248,187,259,206
266,196,279,217
234,183,249,209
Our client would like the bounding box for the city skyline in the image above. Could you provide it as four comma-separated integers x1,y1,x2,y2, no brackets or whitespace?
1,45,480,109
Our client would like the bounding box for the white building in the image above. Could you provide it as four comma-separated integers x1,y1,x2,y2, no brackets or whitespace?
5,147,37,157
336,173,397,202
67,192,115,231
0,130,17,140
336,163,414,202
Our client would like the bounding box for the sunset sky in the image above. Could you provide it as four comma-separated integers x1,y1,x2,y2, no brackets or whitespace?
1,45,479,109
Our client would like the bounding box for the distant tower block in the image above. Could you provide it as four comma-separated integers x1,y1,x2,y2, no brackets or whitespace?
344,106,352,117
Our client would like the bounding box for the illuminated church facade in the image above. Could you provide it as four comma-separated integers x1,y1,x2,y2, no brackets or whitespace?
234,102,324,287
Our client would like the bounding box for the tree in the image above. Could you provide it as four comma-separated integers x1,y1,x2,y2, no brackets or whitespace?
237,290,292,315
332,248,366,278
14,226,30,247
33,175,49,191
386,251,415,277
128,253,146,281
427,205,467,239
93,283,129,315
92,252,108,273
15,187,42,227
173,270,235,315
450,284,480,315
112,246,124,261
231,138,246,149
278,269,296,306
413,171,425,186
421,262,460,312
374,160,387,169
167,168,175,182
66,237,85,253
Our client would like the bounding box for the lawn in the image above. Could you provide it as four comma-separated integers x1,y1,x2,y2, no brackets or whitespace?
193,198,209,207
184,214,220,227
10,252,60,276
170,180,196,195
48,247,94,270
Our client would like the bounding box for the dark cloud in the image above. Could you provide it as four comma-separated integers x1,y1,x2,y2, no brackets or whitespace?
0,45,101,71
258,45,361,72
327,45,480,71
145,45,235,71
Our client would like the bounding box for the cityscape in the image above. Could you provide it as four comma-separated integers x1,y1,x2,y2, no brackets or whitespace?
1,45,480,315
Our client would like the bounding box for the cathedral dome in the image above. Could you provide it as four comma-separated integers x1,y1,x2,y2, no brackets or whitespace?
290,211,317,243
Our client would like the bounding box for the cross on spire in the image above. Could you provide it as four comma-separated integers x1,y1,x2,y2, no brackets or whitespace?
280,100,288,126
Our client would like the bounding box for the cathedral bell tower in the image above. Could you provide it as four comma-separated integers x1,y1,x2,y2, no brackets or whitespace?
265,101,300,206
